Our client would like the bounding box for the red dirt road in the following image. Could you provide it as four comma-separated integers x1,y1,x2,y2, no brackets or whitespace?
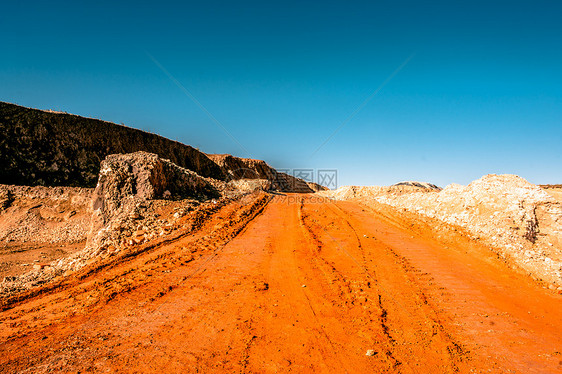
1,194,561,373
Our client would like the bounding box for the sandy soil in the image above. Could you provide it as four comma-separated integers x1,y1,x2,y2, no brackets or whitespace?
0,185,93,279
0,242,85,278
1,194,561,373
543,187,562,203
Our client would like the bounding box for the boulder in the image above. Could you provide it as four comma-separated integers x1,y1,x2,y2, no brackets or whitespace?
88,152,220,247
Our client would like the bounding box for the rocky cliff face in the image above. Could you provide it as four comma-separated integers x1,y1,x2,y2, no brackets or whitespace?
0,102,322,193
207,154,320,193
207,154,274,180
0,102,226,187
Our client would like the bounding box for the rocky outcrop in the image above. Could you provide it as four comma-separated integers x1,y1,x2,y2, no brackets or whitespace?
207,154,274,180
93,152,219,208
88,152,219,245
207,153,315,193
272,172,315,193
227,179,272,193
0,102,226,187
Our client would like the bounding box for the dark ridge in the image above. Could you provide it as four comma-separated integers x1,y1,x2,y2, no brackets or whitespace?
0,102,226,187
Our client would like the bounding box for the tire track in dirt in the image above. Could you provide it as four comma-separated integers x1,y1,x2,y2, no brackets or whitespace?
321,200,470,371
247,195,351,372
298,196,466,372
331,198,562,373
1,193,561,373
299,201,400,370
297,198,402,370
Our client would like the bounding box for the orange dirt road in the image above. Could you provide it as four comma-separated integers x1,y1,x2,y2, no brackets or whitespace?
1,194,561,373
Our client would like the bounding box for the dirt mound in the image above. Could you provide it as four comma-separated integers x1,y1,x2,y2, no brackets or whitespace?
325,174,562,286
540,186,562,203
0,185,92,245
0,101,226,187
321,182,438,200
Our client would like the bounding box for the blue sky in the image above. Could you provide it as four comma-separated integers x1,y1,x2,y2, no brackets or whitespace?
1,1,561,187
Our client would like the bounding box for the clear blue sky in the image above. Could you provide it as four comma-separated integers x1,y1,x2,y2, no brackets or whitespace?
2,1,561,187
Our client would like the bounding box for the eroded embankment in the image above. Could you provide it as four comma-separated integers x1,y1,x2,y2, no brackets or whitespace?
322,174,562,288
0,191,270,317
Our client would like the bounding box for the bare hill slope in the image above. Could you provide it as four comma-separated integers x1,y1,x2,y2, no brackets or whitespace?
0,102,226,187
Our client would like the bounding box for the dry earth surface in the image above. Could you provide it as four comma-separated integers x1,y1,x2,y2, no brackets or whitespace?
322,175,562,289
1,191,561,373
0,185,93,279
